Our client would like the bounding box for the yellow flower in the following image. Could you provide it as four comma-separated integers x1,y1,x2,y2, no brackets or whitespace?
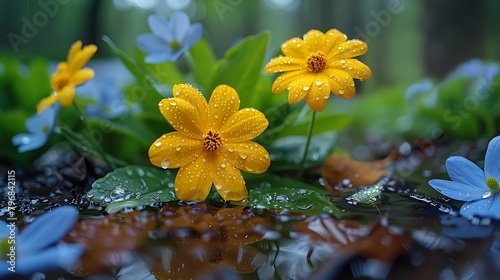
37,41,97,114
265,29,371,112
149,84,271,201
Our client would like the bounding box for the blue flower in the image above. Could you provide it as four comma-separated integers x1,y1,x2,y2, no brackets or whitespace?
12,104,59,153
136,12,203,63
0,206,84,277
429,136,500,219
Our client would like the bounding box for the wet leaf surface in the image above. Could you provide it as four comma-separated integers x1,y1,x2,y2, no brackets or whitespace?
321,151,396,192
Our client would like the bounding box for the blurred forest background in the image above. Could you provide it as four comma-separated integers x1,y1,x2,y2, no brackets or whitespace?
1,0,499,94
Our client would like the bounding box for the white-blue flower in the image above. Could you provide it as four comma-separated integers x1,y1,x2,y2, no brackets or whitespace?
12,104,59,153
136,12,203,63
429,136,500,219
0,206,84,276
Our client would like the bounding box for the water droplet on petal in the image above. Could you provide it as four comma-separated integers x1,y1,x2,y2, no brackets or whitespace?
303,85,310,91
169,101,177,106
228,147,234,152
315,81,323,86
175,145,181,151
154,141,162,147
161,158,170,169
220,163,226,168
338,89,344,94
215,183,222,190
482,191,493,199
239,153,247,159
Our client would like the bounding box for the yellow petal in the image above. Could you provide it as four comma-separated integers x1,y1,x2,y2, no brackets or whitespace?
58,86,75,106
330,59,371,80
271,70,308,93
70,68,95,85
212,155,247,201
321,29,348,55
281,37,309,58
159,98,206,139
172,84,209,122
324,69,356,99
36,93,58,114
174,153,213,201
67,41,82,63
287,74,315,104
68,44,97,74
219,108,269,142
264,56,305,74
220,141,270,174
305,76,331,112
208,85,240,130
328,39,368,61
149,132,204,169
303,29,325,52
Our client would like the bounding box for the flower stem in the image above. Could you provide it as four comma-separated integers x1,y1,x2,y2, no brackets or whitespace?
297,111,316,179
73,103,113,170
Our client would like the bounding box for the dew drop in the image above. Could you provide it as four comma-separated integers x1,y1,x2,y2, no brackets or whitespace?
482,191,493,199
315,80,323,86
175,145,181,152
220,163,226,168
228,147,234,152
338,89,344,95
239,153,247,160
215,183,222,190
154,141,162,147
303,85,310,91
169,101,177,106
202,158,207,163
161,158,170,169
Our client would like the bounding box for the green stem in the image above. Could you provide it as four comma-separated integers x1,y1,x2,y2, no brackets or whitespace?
297,111,316,179
73,103,113,170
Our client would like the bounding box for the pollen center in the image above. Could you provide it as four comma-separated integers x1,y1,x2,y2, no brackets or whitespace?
306,51,327,72
486,176,499,192
170,40,181,51
203,131,222,151
54,75,69,91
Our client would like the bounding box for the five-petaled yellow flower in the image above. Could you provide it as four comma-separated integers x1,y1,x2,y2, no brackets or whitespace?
149,84,271,201
265,29,371,112
37,40,97,114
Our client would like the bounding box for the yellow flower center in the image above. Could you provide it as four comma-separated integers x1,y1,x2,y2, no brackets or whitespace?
170,40,181,51
486,176,499,192
54,74,69,91
203,131,222,151
306,51,327,73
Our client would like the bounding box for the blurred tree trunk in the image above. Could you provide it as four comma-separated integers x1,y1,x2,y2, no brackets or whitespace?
423,0,484,78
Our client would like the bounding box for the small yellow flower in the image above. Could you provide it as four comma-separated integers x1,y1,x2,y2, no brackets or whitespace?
265,29,371,112
37,41,97,114
149,84,271,201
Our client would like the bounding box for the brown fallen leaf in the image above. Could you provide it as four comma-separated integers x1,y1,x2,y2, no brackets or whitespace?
321,151,397,192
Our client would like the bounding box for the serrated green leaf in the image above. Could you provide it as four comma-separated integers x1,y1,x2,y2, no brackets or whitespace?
206,174,341,216
87,165,177,213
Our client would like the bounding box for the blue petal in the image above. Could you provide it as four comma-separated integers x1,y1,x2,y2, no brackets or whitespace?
19,206,78,252
145,51,175,63
181,23,203,47
148,14,173,42
404,79,433,103
25,105,59,134
460,194,500,220
484,136,500,179
16,244,84,275
0,263,8,278
0,219,11,237
446,156,486,192
448,59,483,79
12,133,47,153
428,179,484,201
169,11,190,42
136,34,168,53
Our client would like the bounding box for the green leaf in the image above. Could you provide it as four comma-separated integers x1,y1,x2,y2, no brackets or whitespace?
267,132,336,172
102,35,167,103
208,174,341,216
187,39,217,90
87,165,177,213
209,32,270,108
